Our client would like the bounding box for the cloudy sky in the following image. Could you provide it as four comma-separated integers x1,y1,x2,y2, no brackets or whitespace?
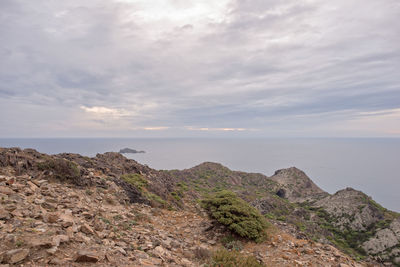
1,0,400,137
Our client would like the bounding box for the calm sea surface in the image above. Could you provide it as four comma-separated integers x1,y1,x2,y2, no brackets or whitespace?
0,138,399,212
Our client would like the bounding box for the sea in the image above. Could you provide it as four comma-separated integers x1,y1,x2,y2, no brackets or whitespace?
0,138,399,212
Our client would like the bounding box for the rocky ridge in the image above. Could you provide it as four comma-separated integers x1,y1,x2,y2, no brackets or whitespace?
0,147,397,266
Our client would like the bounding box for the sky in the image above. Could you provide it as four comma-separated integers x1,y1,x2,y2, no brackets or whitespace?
1,0,400,138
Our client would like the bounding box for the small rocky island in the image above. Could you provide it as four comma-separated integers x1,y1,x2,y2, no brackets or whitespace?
119,148,145,154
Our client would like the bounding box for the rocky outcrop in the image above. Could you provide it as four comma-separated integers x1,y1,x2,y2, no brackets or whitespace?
0,148,179,207
362,218,400,261
269,167,329,202
312,188,400,265
314,188,383,231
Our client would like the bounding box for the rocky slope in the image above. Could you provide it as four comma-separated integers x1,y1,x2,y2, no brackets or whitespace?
0,147,398,266
313,188,400,263
168,162,399,266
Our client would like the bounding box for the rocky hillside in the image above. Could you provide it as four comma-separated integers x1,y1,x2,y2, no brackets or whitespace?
168,162,399,266
313,188,400,263
0,147,398,266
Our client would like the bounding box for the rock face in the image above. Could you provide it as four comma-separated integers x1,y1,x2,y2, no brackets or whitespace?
362,218,400,259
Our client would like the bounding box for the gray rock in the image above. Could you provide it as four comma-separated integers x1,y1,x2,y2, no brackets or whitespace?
363,228,398,254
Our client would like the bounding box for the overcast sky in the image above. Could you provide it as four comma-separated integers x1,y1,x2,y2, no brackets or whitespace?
1,0,400,137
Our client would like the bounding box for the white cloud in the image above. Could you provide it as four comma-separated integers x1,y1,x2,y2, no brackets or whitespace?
185,126,247,131
143,126,169,130
80,106,131,117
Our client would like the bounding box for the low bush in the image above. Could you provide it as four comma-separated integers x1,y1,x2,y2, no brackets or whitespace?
194,247,212,260
210,248,265,267
201,190,268,242
37,158,81,183
221,234,243,251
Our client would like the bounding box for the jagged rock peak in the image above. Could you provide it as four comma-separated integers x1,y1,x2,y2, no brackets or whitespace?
270,167,328,202
273,166,304,176
190,162,229,170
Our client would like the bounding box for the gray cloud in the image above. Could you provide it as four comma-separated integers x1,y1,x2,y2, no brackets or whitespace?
0,0,399,137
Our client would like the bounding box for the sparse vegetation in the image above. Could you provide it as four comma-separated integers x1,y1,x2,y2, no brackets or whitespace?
194,247,212,260
221,234,244,251
201,190,268,242
171,191,181,201
37,158,80,182
145,192,167,207
210,248,265,267
121,173,148,191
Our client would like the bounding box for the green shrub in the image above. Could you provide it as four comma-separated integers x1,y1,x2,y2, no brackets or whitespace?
121,173,148,191
201,190,268,242
210,249,265,267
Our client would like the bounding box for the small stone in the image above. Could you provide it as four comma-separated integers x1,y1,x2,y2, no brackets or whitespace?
134,250,149,260
4,205,16,212
153,246,166,258
80,223,94,235
74,250,100,263
183,250,192,259
0,186,14,195
4,249,29,264
34,198,45,205
27,181,38,191
49,258,65,265
115,247,126,255
45,212,59,223
41,202,57,210
52,235,69,247
207,240,216,245
29,237,53,248
181,258,192,266
46,246,58,255
0,210,10,220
